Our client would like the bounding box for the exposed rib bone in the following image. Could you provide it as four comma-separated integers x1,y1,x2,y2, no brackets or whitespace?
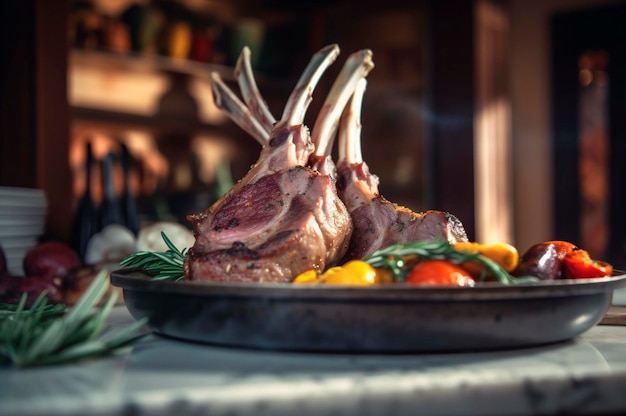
338,78,367,164
281,44,341,127
311,49,374,157
223,44,343,186
337,77,380,203
235,46,276,134
210,72,269,144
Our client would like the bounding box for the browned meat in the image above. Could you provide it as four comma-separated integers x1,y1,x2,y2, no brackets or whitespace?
186,166,350,282
184,45,371,283
336,79,469,261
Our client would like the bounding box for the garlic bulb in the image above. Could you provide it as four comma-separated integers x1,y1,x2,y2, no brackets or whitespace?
137,221,194,253
85,224,137,265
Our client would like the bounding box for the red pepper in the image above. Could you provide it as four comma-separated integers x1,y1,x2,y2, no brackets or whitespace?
562,249,612,279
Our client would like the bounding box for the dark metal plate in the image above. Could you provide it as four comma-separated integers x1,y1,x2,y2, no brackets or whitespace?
111,269,626,352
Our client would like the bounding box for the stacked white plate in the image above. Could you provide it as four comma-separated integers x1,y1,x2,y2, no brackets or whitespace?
0,187,48,275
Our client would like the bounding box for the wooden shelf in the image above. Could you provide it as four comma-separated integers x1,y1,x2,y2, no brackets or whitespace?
69,49,236,82
69,49,227,129
71,107,223,136
69,48,291,134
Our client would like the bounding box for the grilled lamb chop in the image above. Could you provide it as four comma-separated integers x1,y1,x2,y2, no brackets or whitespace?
185,45,367,283
336,79,469,261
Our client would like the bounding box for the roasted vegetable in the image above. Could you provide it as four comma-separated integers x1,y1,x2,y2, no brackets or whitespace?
294,260,384,285
513,242,562,280
365,239,536,285
405,260,475,287
562,250,612,279
452,242,519,272
513,240,612,280
292,270,318,284
544,240,577,259
452,242,519,280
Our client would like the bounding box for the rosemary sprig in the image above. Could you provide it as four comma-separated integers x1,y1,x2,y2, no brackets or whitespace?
0,298,65,319
0,270,148,367
119,232,187,281
364,239,539,285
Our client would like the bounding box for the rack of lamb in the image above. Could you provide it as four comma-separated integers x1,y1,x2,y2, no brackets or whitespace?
184,45,373,283
335,78,469,261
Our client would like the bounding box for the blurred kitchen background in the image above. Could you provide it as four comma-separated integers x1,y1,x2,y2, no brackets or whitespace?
0,0,624,268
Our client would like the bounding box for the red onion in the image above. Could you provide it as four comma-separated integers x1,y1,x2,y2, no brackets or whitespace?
23,242,81,283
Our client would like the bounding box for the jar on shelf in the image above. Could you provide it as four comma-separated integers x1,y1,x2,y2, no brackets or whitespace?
165,21,193,60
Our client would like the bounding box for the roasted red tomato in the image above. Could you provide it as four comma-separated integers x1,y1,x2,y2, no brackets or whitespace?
406,260,475,287
562,249,613,279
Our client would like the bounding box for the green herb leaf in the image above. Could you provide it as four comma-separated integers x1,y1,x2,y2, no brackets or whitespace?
119,231,187,281
0,271,148,367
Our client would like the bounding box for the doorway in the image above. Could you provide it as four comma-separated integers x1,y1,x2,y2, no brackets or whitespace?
551,3,626,268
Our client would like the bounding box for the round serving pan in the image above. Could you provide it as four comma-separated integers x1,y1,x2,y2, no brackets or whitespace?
111,269,626,353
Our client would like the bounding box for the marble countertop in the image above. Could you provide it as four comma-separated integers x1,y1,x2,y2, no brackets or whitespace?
3,301,626,416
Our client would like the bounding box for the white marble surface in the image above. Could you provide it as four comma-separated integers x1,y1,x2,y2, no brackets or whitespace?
3,306,626,416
